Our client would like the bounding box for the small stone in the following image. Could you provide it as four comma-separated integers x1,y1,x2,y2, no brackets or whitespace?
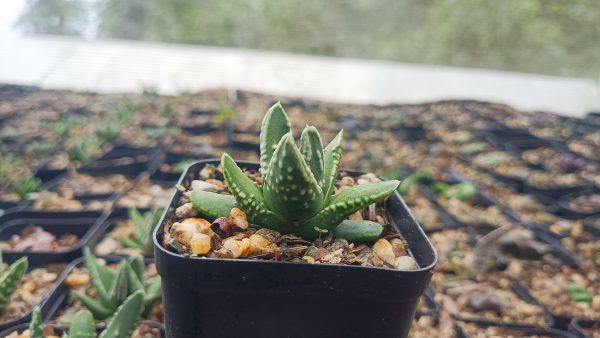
22,281,35,292
248,234,278,255
65,273,90,288
340,176,355,186
41,272,57,283
373,239,396,266
222,237,251,258
255,228,282,243
302,256,315,264
191,180,216,192
95,238,120,255
394,256,417,270
349,211,363,220
229,208,249,230
363,173,381,182
357,178,370,185
190,233,212,255
176,202,198,218
211,217,233,238
390,238,407,257
200,166,216,180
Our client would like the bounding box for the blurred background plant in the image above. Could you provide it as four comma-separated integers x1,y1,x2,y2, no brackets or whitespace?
13,0,600,79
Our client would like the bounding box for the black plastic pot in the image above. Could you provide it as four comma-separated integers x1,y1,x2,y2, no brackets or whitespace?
569,318,599,338
0,262,67,332
0,209,109,264
458,322,579,338
154,160,437,338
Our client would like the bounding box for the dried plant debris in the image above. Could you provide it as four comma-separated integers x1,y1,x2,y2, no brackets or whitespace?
0,225,79,252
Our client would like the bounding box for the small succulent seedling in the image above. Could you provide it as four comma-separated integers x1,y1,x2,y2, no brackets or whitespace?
0,254,28,315
432,181,478,201
189,102,400,240
12,176,42,200
76,248,161,320
28,291,144,338
67,136,102,163
121,208,162,254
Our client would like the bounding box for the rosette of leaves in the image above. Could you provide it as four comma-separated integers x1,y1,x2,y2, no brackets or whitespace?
189,102,400,240
120,208,162,254
75,249,161,321
28,290,144,338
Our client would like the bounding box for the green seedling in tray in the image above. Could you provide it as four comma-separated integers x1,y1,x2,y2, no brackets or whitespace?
120,208,162,254
0,254,28,315
76,248,161,320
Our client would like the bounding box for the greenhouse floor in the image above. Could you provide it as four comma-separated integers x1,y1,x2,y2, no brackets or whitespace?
0,87,598,337
0,33,599,117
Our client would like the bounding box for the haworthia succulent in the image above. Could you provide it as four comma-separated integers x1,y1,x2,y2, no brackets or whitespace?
66,310,96,338
28,307,44,338
0,256,28,314
189,102,400,240
78,248,161,321
99,290,145,338
259,102,291,175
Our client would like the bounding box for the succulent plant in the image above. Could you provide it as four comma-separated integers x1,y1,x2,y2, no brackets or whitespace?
75,249,161,320
120,208,163,254
0,254,28,315
28,291,144,338
12,176,42,200
189,102,400,240
67,136,102,163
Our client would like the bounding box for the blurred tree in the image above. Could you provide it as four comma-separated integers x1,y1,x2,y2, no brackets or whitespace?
16,0,600,79
16,0,86,36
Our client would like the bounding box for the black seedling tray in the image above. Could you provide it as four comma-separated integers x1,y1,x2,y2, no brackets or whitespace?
458,322,579,338
415,288,441,318
449,281,554,328
569,317,599,338
150,152,204,182
79,144,162,177
0,262,67,332
556,190,600,220
87,208,155,259
0,209,109,264
46,255,157,323
582,215,600,237
524,182,593,205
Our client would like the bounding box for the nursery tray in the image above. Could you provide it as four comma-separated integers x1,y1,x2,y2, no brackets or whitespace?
0,210,110,264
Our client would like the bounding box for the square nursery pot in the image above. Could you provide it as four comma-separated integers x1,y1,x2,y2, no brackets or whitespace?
153,160,437,338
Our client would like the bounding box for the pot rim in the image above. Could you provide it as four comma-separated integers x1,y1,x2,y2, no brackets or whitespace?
153,159,438,274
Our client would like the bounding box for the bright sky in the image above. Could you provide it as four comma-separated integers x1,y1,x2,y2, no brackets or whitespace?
0,0,25,35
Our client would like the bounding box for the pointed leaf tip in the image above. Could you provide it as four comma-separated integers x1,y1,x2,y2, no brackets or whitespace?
260,102,291,175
